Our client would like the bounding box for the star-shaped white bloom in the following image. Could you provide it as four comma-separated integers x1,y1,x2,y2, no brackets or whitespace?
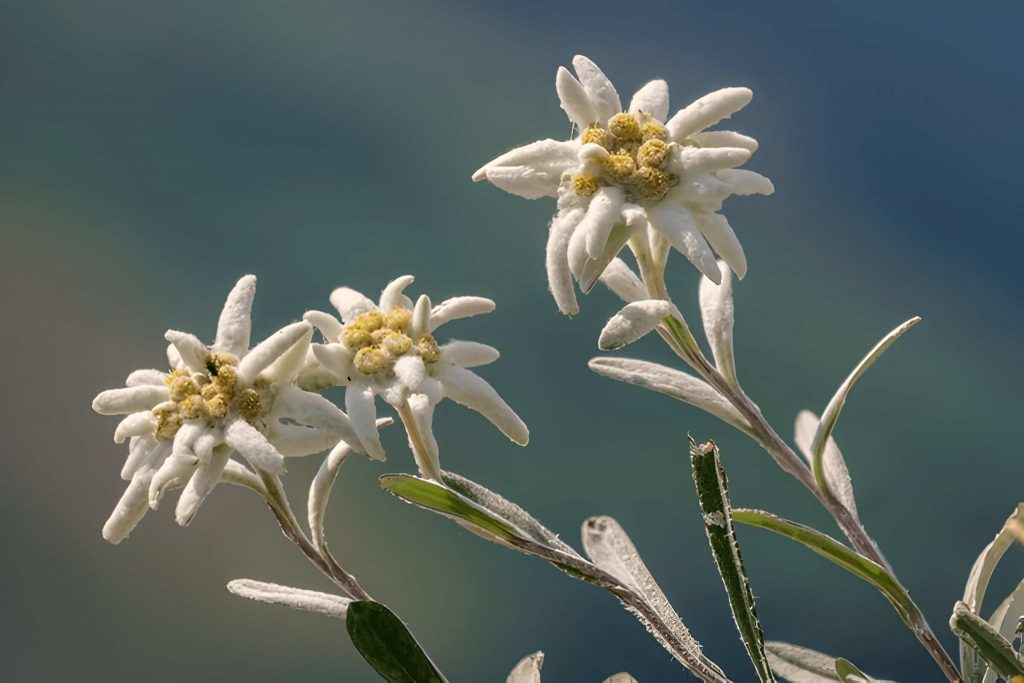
92,275,363,544
303,275,529,481
473,55,773,315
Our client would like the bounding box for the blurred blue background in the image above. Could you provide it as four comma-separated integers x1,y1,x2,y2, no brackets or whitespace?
1,1,1021,680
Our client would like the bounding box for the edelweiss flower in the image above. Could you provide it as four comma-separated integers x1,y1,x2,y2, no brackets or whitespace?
303,275,529,481
473,55,773,315
92,275,363,544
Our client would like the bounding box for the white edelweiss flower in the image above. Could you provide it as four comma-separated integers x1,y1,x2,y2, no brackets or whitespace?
92,275,363,544
473,54,773,314
303,274,529,481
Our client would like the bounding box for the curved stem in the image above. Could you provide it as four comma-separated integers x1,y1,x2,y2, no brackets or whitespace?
396,400,442,482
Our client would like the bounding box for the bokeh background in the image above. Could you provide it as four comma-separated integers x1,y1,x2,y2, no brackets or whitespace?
2,1,1022,680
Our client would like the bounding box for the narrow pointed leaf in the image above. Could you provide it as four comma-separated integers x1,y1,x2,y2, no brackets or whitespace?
765,641,841,682
795,410,858,520
581,515,723,680
834,658,875,682
810,317,920,496
690,440,773,681
731,509,917,627
507,651,544,683
346,601,447,683
951,601,1024,680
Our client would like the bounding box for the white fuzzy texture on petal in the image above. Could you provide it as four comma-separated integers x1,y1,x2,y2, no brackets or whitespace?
695,212,747,279
435,365,529,445
577,222,636,294
175,445,231,526
599,300,679,350
671,146,751,175
546,208,583,315
125,369,167,386
556,66,598,127
269,422,340,458
261,327,313,384
572,55,621,122
394,355,426,393
224,419,285,473
114,412,157,444
122,436,164,481
148,452,196,509
406,393,440,479
103,447,164,545
599,258,647,304
227,579,351,619
274,385,363,450
166,344,184,371
346,384,386,461
676,174,733,207
567,221,588,280
412,294,432,339
582,186,626,259
589,358,750,432
507,651,545,683
93,385,168,415
699,262,738,385
219,459,266,493
329,287,375,322
691,130,759,152
163,330,209,372
472,140,579,199
311,343,354,382
716,168,775,196
628,79,669,122
429,296,495,331
214,275,256,357
237,321,312,385
303,310,344,344
646,202,722,284
441,340,500,368
666,87,753,141
379,275,415,311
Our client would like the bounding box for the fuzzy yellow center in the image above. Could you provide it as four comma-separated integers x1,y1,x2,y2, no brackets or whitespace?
342,307,441,376
573,112,677,203
154,352,265,440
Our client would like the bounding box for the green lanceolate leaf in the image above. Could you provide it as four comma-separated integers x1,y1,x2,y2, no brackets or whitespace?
764,642,884,683
950,601,1024,680
809,317,920,497
689,439,773,682
834,658,874,682
346,601,447,683
731,509,916,627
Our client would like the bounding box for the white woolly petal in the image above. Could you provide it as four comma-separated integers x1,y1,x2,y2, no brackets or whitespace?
435,365,529,445
665,87,753,141
175,446,231,526
578,142,610,163
599,258,648,303
646,202,722,284
676,174,733,207
379,275,415,311
691,130,759,152
103,454,162,545
429,296,495,332
93,385,169,415
420,376,445,405
577,222,636,294
694,212,747,279
546,208,583,315
699,262,738,385
125,369,167,386
273,385,363,450
440,341,500,368
163,330,209,372
598,300,679,351
166,344,184,371
567,222,588,280
345,384,386,461
192,429,220,462
122,435,165,481
716,168,775,196
572,55,621,122
670,146,751,175
213,274,256,357
394,355,426,393
329,287,375,322
628,79,669,122
555,66,598,127
412,294,432,339
227,579,351,619
508,651,545,683
472,140,579,199
224,419,285,473
303,310,344,344
407,393,440,479
148,452,197,509
237,321,312,385
311,343,354,382
260,326,314,384
588,357,750,432
581,186,625,259
219,459,266,493
113,412,157,444
268,422,340,458
170,421,204,458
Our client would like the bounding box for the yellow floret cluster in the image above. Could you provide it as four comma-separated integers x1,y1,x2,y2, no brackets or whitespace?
342,308,441,376
154,352,264,440
573,112,678,203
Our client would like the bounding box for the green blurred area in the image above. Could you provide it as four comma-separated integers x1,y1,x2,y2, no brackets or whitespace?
1,1,1021,680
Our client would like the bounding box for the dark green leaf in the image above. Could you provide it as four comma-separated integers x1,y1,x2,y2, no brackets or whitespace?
346,601,446,683
950,601,1024,680
834,658,873,682
690,439,773,682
